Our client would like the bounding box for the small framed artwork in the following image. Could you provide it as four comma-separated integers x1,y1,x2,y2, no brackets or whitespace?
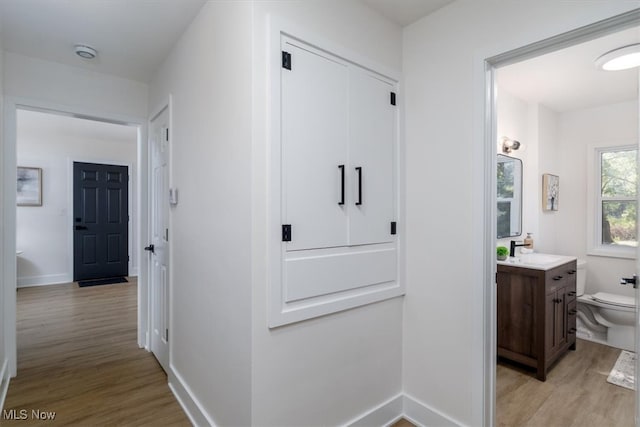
542,173,559,211
17,167,43,206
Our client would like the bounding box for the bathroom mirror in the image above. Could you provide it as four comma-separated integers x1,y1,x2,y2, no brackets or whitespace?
497,154,522,238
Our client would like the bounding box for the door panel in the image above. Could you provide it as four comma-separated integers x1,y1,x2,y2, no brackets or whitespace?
73,162,128,281
282,41,349,251
348,67,395,245
149,106,170,372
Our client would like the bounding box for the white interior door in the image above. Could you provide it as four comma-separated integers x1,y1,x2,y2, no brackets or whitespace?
149,107,170,372
635,72,640,425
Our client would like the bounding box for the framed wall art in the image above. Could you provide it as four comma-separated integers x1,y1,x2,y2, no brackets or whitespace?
17,166,43,206
542,173,559,211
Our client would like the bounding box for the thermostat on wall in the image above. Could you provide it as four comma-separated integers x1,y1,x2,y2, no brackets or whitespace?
169,188,178,206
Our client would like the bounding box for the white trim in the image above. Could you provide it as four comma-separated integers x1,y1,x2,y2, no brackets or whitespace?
0,358,10,412
17,274,70,288
168,366,216,427
66,157,135,281
267,15,404,327
344,394,403,427
403,394,464,427
3,95,148,376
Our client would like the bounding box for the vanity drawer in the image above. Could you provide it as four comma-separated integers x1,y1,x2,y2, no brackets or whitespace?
545,261,577,294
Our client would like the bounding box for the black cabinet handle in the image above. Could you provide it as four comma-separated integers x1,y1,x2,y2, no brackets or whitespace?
568,328,577,334
554,298,562,304
569,309,577,315
553,275,563,281
568,291,576,296
355,167,362,206
568,270,577,274
75,225,87,230
144,244,155,254
338,165,345,206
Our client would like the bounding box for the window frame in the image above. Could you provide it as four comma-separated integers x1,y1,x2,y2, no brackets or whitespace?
588,144,638,258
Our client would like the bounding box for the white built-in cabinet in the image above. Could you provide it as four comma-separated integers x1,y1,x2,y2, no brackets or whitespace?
269,26,403,327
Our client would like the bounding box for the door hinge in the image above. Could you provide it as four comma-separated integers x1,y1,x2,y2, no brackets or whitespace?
165,228,169,241
390,92,396,106
128,255,130,261
282,224,292,242
390,221,397,235
282,51,292,70
165,128,169,141
165,328,169,341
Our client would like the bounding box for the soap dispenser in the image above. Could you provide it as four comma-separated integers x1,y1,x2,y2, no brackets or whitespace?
524,232,534,249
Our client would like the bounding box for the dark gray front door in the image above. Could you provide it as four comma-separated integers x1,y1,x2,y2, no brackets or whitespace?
73,162,129,281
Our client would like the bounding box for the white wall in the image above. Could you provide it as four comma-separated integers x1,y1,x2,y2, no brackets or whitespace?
403,2,638,425
4,52,147,120
250,2,403,425
496,88,538,249
0,32,9,409
556,100,638,297
149,2,253,425
16,110,138,287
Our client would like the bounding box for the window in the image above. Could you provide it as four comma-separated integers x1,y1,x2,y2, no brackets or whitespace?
593,146,637,256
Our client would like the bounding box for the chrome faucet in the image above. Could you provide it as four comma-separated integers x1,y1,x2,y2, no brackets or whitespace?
510,240,527,257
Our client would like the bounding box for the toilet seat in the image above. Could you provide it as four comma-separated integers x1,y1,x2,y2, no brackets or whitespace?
591,292,636,308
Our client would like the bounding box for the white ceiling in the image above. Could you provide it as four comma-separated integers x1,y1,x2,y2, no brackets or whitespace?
0,0,207,83
497,27,640,113
18,110,137,144
362,0,455,26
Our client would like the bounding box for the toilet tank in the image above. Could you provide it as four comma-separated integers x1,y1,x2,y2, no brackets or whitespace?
577,259,587,296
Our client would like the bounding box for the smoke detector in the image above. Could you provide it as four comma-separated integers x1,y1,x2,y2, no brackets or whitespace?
74,44,97,60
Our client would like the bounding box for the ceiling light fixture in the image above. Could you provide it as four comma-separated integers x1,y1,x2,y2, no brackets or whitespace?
595,43,640,71
74,44,97,60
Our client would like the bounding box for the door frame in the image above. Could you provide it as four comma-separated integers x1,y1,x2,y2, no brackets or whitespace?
2,97,149,377
68,159,135,281
477,10,640,426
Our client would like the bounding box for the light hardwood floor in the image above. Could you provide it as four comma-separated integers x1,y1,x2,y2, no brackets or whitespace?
497,339,634,427
1,279,189,426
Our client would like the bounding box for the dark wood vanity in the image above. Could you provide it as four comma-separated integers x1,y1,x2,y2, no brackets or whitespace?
497,259,577,381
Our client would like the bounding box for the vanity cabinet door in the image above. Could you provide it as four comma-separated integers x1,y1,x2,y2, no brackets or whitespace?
497,270,539,359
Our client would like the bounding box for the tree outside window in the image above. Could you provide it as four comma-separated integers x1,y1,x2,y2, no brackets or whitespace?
600,147,637,248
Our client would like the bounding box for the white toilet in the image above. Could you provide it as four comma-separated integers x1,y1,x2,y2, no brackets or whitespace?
576,259,636,351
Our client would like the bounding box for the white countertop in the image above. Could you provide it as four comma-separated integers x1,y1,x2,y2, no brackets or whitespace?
497,253,577,271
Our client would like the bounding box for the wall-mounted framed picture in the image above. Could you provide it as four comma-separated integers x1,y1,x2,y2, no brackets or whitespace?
17,166,43,206
542,173,559,211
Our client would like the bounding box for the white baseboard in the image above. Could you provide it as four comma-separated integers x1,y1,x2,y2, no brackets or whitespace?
403,393,463,426
0,358,10,413
129,267,139,277
346,393,404,426
168,366,215,427
17,273,71,288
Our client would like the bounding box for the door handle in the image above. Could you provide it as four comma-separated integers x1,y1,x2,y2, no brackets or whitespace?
355,167,362,206
75,225,88,230
338,165,345,206
620,275,637,289
144,244,155,254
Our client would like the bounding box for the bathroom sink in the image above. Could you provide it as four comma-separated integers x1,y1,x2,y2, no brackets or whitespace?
498,253,577,270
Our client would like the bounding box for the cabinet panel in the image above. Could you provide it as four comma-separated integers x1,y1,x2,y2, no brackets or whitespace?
497,271,538,358
348,67,395,245
282,42,349,251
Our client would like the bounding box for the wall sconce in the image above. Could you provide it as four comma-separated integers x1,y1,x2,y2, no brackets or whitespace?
501,136,522,154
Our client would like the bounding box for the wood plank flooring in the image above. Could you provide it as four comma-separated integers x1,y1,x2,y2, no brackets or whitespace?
497,339,634,427
1,279,189,426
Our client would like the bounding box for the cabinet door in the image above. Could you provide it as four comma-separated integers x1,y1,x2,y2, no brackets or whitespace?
282,42,349,250
545,289,568,357
348,67,396,245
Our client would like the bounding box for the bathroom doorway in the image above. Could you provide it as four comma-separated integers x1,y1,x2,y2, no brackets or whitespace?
488,19,640,426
